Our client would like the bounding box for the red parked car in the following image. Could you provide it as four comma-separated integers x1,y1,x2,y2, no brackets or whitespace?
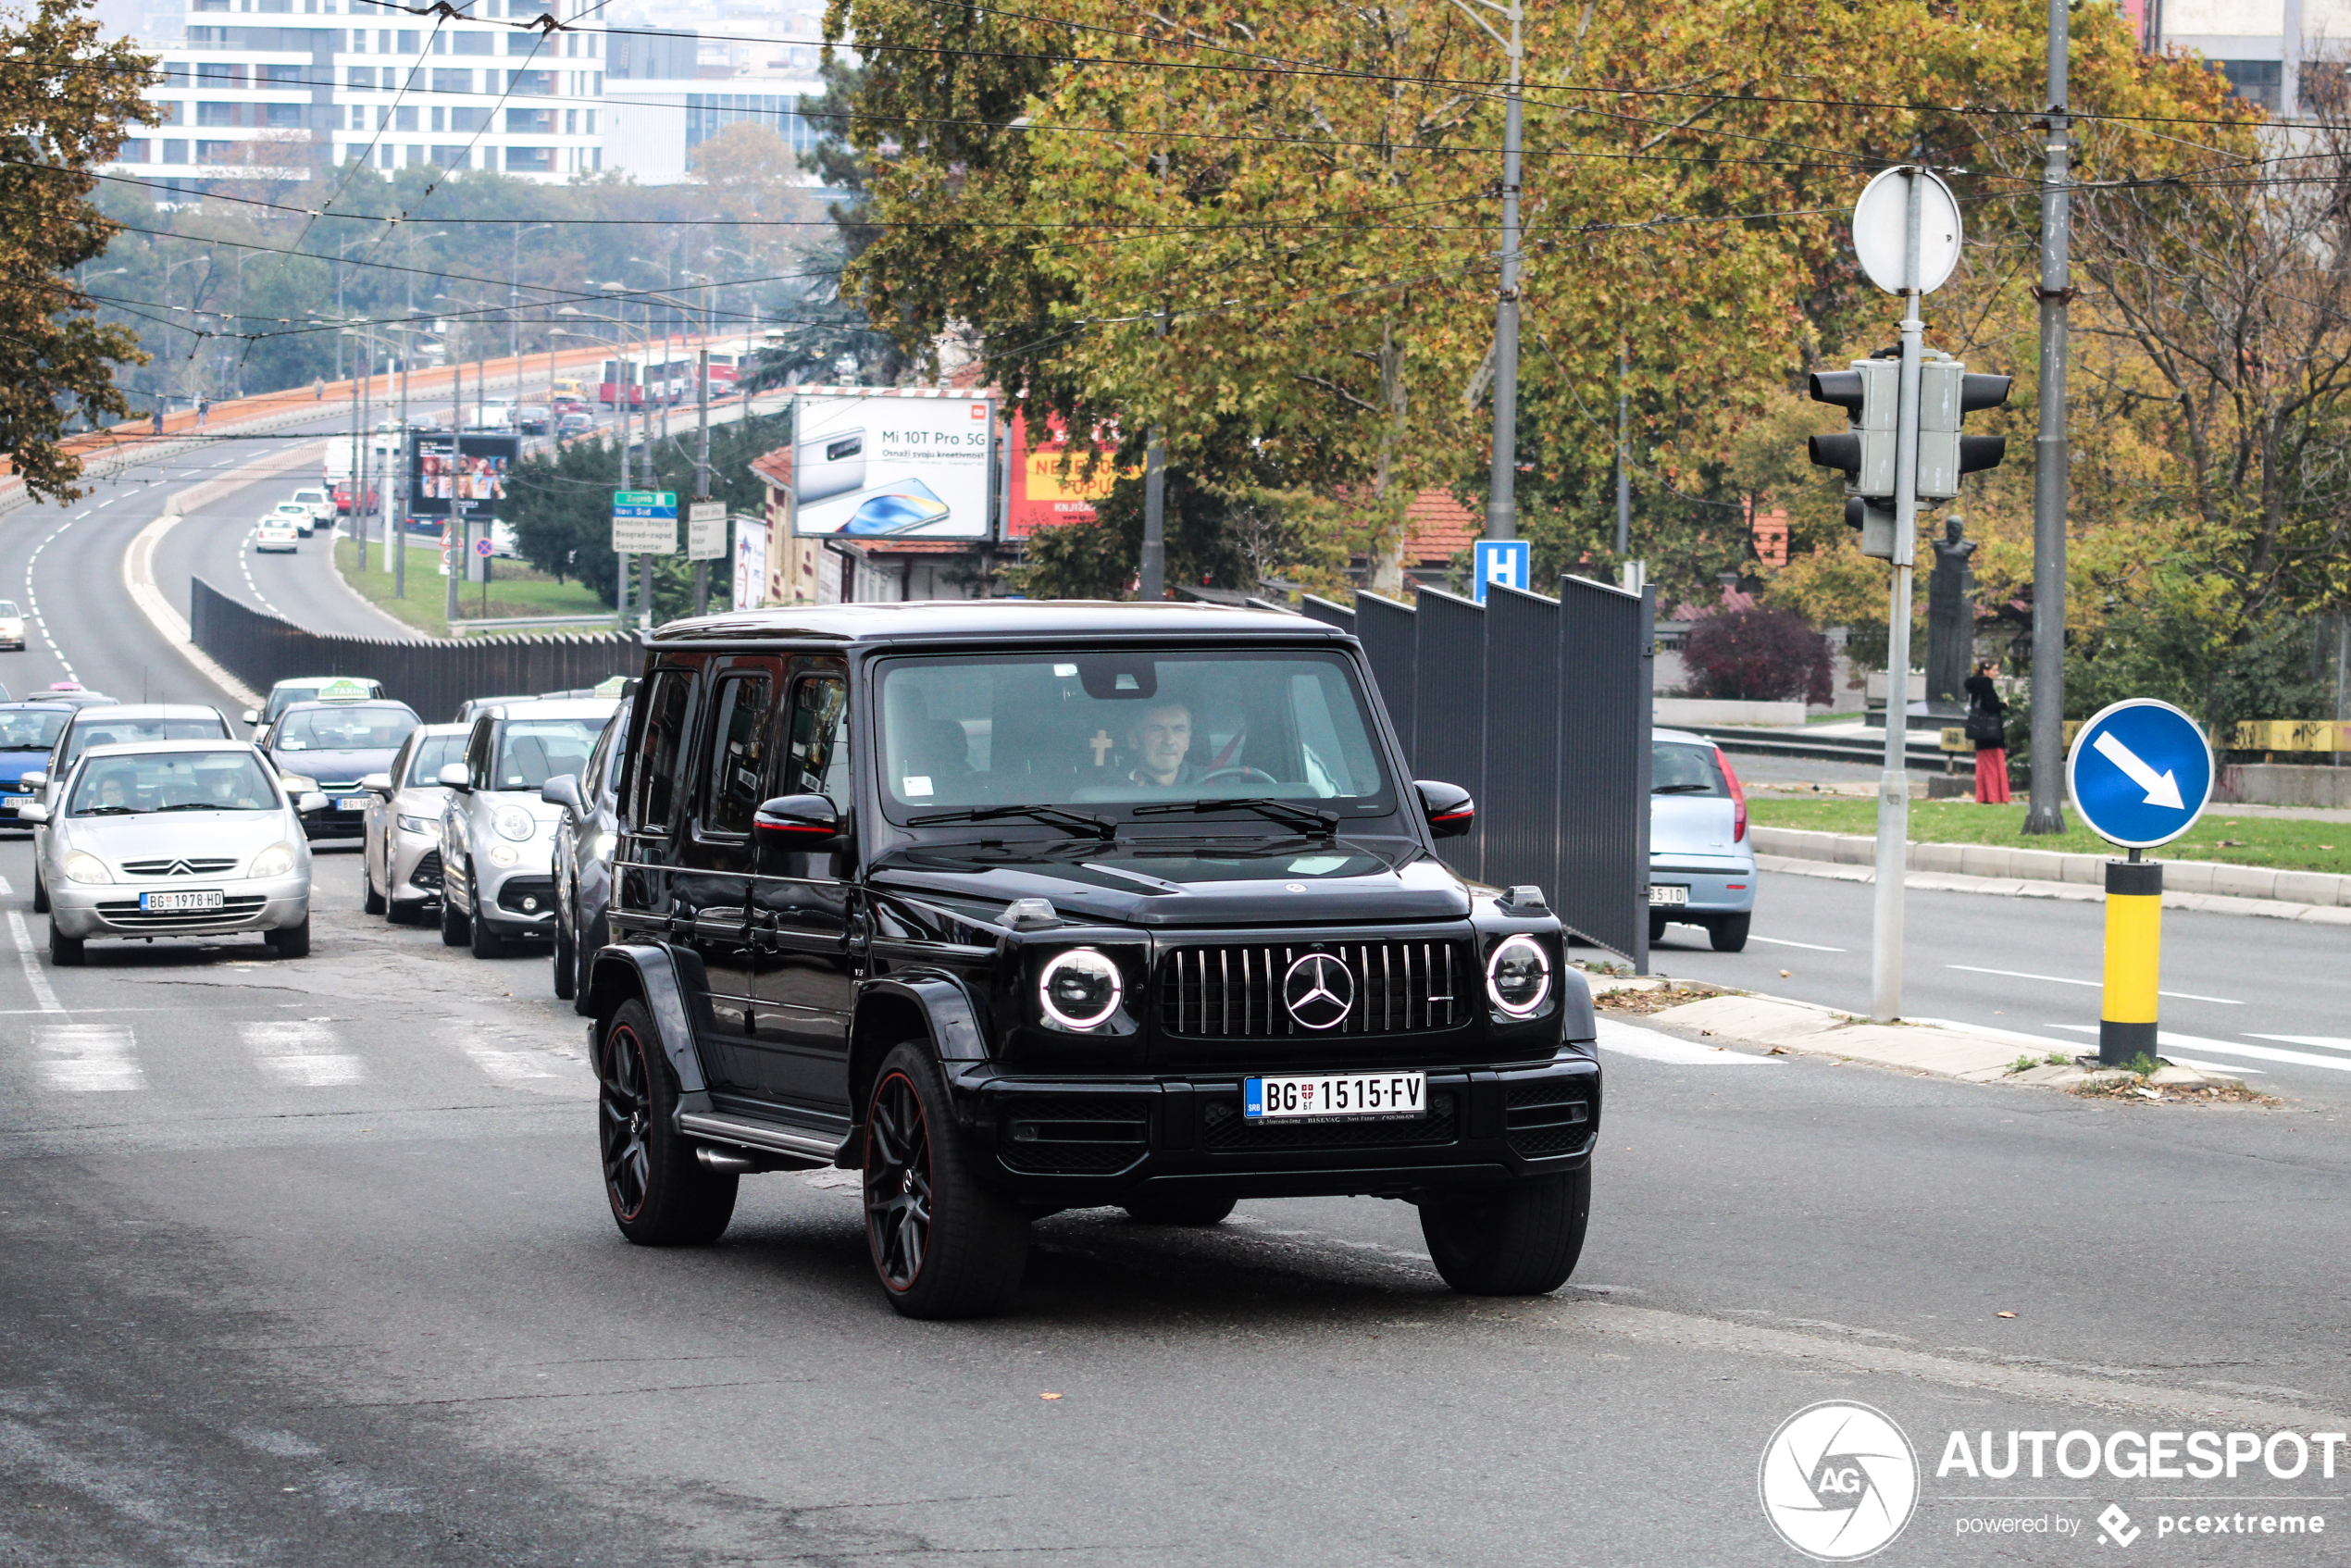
333,480,380,515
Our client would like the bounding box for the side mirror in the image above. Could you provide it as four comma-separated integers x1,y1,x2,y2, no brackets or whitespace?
241,708,260,725
540,774,583,815
1415,779,1475,840
15,803,48,824
753,794,842,870
360,772,393,795
436,763,472,793
19,770,45,792
296,791,329,814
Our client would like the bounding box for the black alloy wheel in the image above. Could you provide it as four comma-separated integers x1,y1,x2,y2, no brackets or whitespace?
862,1042,1029,1319
552,911,576,1000
598,999,735,1245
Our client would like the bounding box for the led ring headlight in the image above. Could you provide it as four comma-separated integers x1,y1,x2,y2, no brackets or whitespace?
1486,933,1552,1017
1038,947,1123,1030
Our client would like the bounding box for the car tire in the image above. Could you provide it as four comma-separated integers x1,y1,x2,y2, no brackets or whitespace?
31,873,48,914
469,883,505,959
864,1041,1029,1319
553,916,577,1000
1710,913,1750,953
1419,1166,1590,1296
46,920,82,966
266,916,311,958
1122,1194,1238,1227
598,999,736,1246
363,854,387,915
440,876,470,946
1648,912,1667,944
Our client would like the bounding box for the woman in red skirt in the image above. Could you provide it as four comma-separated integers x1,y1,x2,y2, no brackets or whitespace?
1965,661,2010,803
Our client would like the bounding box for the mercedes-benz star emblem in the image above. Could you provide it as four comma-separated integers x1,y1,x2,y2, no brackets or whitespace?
1283,952,1355,1030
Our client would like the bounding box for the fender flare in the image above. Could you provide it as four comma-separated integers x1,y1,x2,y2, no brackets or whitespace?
586,942,713,1101
853,971,989,1063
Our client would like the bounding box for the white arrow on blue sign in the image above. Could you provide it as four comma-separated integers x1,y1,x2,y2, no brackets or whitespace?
2064,699,2214,849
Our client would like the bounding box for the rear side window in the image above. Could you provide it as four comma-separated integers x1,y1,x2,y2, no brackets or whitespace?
628,669,696,832
782,677,848,806
1651,743,1728,797
701,673,775,836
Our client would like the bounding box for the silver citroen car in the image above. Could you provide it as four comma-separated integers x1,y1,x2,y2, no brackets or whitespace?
438,697,616,958
359,722,469,923
20,740,321,964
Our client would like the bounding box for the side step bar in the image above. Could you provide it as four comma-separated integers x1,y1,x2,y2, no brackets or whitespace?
678,1111,836,1168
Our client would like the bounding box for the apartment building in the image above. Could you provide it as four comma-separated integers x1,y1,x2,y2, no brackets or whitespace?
2136,0,2351,111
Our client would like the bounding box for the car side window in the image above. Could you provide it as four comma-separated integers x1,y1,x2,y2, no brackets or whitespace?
388,733,415,789
699,673,775,837
628,668,696,834
781,676,849,807
464,718,494,790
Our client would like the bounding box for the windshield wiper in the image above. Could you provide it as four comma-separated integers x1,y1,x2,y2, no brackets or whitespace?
155,802,239,811
1651,783,1715,794
77,805,137,815
1130,797,1338,836
906,803,1115,840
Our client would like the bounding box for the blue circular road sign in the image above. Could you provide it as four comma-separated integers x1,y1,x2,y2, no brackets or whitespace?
2064,699,2214,849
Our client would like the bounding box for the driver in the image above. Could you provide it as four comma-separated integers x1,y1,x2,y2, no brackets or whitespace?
91,772,134,811
1125,701,1199,790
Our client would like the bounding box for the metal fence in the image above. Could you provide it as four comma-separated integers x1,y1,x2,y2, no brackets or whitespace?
191,579,641,724
1304,576,1654,968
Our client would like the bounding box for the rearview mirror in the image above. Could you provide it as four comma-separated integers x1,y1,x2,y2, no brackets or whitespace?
540,774,583,815
19,770,45,792
297,792,329,814
15,803,48,824
436,763,471,793
1415,779,1475,840
360,772,393,796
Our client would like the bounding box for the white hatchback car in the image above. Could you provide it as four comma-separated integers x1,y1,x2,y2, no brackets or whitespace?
254,516,300,554
0,598,24,652
289,487,333,528
270,499,317,539
19,740,322,964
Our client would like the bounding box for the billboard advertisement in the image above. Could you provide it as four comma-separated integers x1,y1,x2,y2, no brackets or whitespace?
791,393,993,540
409,432,520,520
733,516,768,611
1006,413,1127,539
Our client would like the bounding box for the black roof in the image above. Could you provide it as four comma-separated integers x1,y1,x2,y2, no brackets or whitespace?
649,599,1344,647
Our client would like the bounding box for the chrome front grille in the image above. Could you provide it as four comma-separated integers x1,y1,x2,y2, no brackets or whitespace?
1160,940,1468,1039
119,857,241,877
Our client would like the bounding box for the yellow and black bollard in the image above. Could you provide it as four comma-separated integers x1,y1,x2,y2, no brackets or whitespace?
2099,851,2163,1066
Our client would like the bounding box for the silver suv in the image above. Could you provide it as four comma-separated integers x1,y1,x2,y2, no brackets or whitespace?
437,697,616,958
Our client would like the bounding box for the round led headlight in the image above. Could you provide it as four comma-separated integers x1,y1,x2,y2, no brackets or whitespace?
1038,948,1123,1030
492,805,536,841
1486,934,1552,1018
61,851,112,885
247,841,296,879
488,842,520,868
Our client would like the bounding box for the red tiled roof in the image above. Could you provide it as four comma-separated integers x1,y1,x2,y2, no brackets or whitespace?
750,444,793,489
1403,490,1479,562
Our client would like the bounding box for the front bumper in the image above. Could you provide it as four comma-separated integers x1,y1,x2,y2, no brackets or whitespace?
48,874,310,940
1648,861,1757,917
387,827,444,905
942,1052,1600,1206
474,840,559,936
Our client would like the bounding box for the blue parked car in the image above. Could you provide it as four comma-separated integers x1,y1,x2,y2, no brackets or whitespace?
1648,728,1754,952
0,703,76,827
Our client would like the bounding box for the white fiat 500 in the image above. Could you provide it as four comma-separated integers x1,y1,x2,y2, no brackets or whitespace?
21,741,322,965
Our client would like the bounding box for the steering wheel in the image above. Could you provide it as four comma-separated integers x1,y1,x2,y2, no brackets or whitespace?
1200,765,1279,786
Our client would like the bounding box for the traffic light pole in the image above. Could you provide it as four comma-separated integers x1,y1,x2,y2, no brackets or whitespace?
2025,0,2071,835
1872,169,1928,1024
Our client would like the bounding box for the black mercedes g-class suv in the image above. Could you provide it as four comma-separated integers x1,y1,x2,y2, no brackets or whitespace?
579,601,1599,1318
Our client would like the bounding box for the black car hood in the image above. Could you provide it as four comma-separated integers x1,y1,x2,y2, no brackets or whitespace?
871,837,1470,928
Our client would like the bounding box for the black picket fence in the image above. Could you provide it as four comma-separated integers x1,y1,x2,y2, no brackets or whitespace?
191,579,641,725
1303,578,1655,967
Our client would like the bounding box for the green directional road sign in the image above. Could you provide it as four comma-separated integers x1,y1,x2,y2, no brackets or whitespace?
612,490,678,554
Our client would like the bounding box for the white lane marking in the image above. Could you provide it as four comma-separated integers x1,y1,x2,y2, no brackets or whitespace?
2045,1025,2351,1074
238,530,285,617
23,516,81,680
2163,1054,2266,1076
35,1025,141,1091
1947,964,2241,1005
1750,935,1847,952
209,454,235,467
238,1020,363,1088
0,876,12,895
2246,1034,2351,1056
1597,1015,1779,1065
6,911,62,1014
461,1039,560,1083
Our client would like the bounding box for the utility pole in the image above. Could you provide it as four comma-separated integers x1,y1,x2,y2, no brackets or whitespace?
395,330,408,599
1872,168,1928,1025
1461,0,1524,542
2026,0,2071,834
445,313,463,630
1613,342,1631,555
641,298,655,632
693,345,711,615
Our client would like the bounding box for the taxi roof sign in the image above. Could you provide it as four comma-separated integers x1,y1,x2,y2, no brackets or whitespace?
318,678,375,701
592,675,629,697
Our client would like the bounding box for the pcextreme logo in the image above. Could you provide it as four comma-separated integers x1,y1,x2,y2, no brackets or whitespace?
1760,1401,1922,1561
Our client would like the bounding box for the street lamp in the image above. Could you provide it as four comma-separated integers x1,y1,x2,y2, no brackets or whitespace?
509,220,554,377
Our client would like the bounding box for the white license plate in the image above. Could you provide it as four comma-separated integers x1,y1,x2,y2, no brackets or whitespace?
337,796,367,811
140,890,225,913
1244,1072,1426,1122
1648,884,1689,906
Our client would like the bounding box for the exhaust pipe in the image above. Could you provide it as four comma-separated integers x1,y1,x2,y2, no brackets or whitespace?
694,1145,761,1175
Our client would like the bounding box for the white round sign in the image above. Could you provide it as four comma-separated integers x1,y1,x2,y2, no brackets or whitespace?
1851,166,1963,296
1759,1400,1920,1561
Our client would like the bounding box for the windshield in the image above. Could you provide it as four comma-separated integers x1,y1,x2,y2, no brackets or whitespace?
876,651,1393,823
1652,742,1730,796
0,601,19,616
68,752,280,815
404,731,467,787
0,711,68,751
492,718,600,790
63,715,229,767
274,703,418,753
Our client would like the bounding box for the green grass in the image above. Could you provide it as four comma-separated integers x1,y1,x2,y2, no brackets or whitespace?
333,538,615,638
1749,797,2351,876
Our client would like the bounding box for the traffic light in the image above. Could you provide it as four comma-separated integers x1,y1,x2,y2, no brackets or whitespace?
1806,359,1897,500
1916,362,2011,500
1806,349,2009,560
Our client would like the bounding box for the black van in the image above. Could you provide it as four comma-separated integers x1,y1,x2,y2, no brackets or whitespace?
581,601,1599,1318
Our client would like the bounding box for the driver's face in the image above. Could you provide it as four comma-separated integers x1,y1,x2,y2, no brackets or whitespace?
1129,704,1191,786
